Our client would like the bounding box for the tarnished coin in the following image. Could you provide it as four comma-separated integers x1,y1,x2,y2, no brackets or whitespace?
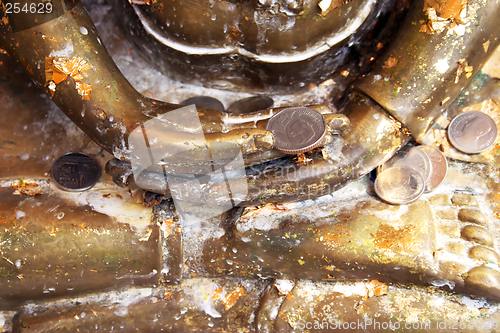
380,147,432,184
415,145,448,192
180,96,225,112
266,107,327,154
448,111,498,154
375,167,425,205
52,152,101,191
227,95,274,115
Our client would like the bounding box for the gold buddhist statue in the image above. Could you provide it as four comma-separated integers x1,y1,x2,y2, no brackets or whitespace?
1,0,500,331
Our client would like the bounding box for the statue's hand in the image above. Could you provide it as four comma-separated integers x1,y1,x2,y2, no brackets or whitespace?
109,103,349,196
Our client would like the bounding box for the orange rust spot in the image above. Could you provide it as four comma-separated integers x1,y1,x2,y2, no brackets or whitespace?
286,293,293,301
384,57,398,69
11,181,43,196
321,225,350,247
227,25,241,41
212,287,223,300
374,224,418,252
163,218,175,237
222,286,244,310
164,291,173,299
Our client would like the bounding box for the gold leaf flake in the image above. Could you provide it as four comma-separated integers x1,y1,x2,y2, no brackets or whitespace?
384,57,398,69
76,82,92,100
366,280,388,297
222,286,244,310
45,57,93,99
483,40,491,53
45,57,93,84
318,0,351,16
424,0,466,21
455,59,470,83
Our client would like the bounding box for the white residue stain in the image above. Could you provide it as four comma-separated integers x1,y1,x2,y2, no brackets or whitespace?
79,26,89,35
0,313,5,330
274,279,295,295
183,279,222,318
460,296,487,311
361,205,409,223
48,183,153,235
15,210,25,219
48,43,75,58
434,59,450,74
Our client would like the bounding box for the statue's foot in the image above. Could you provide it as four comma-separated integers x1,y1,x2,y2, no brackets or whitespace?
197,160,500,302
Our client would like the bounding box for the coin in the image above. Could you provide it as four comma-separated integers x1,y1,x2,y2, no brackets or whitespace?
227,95,274,115
266,107,327,154
448,111,498,154
380,147,432,184
52,152,101,191
180,96,225,112
415,145,448,192
374,167,425,205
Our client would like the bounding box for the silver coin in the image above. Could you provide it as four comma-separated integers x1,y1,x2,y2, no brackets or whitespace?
380,147,432,184
448,111,498,154
415,145,448,192
52,152,101,191
266,107,327,154
375,167,425,205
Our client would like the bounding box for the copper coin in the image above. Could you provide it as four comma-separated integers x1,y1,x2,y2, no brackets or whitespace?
375,167,425,205
415,145,448,192
180,96,225,112
227,95,274,115
52,152,101,191
380,147,432,184
266,107,327,154
448,111,498,154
